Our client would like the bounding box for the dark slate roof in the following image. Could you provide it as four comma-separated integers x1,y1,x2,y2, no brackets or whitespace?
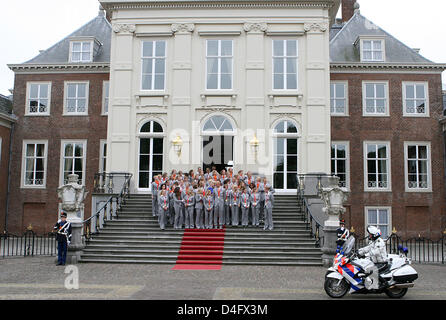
24,13,111,64
330,11,433,64
0,94,13,115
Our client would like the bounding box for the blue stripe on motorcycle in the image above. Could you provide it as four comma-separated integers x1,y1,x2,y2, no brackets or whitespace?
341,265,356,279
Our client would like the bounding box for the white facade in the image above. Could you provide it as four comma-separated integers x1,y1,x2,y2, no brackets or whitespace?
101,0,340,192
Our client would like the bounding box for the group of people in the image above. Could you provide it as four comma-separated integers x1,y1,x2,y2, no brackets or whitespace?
150,167,275,231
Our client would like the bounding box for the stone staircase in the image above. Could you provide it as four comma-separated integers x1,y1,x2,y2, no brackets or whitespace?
79,194,322,266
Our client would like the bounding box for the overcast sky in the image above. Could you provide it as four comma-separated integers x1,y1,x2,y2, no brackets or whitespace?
1,0,445,96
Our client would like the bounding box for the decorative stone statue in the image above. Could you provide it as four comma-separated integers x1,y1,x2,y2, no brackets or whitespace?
57,174,88,263
319,176,349,266
320,176,348,228
57,174,88,223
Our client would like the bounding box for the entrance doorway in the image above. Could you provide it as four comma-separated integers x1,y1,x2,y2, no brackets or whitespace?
202,115,235,172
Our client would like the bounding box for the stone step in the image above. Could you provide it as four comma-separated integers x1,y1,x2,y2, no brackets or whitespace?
101,226,310,232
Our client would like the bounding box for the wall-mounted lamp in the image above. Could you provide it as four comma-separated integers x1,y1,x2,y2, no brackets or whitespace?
249,134,260,159
172,135,183,157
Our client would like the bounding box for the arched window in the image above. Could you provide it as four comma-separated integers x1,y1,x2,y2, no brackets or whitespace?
273,120,299,190
202,115,234,134
138,120,164,189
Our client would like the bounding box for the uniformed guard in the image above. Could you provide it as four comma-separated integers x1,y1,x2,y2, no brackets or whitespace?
336,219,350,247
53,212,72,266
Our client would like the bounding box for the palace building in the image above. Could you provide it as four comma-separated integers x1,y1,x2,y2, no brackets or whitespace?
4,0,446,239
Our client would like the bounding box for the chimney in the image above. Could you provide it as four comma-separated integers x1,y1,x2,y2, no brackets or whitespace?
342,0,357,22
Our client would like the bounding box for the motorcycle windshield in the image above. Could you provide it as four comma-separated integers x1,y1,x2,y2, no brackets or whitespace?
341,236,355,256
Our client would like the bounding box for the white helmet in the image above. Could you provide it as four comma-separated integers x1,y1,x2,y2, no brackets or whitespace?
367,225,381,241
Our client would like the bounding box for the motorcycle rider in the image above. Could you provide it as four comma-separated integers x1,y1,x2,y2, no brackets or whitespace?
357,226,387,290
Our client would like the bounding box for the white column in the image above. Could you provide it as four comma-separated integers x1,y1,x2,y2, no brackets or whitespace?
107,23,136,175
303,22,331,174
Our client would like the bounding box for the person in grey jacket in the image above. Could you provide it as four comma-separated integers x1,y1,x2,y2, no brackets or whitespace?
195,187,205,229
263,186,274,231
173,187,184,229
240,187,250,227
204,189,214,229
184,189,196,229
151,176,160,217
223,182,231,226
213,182,225,229
250,187,261,227
158,190,169,230
230,185,240,226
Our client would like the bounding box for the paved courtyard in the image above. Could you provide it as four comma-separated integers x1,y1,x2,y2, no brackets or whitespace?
0,256,445,300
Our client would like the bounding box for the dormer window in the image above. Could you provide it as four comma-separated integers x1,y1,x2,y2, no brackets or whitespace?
69,37,102,63
70,41,93,62
357,36,385,62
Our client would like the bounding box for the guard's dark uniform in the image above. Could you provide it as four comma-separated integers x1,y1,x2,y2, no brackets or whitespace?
336,222,350,248
54,218,72,265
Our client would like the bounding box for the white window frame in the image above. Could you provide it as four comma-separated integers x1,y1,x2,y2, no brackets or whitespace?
205,39,234,91
360,38,385,62
362,81,389,116
63,81,89,116
25,82,51,116
272,39,299,91
60,140,87,186
365,206,392,239
402,82,429,117
102,81,109,115
99,139,107,173
330,81,348,116
69,41,94,63
404,141,432,192
141,40,167,91
331,141,350,190
21,140,48,189
364,141,392,192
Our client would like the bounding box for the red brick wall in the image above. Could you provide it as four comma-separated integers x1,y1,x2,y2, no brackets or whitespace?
0,124,11,232
331,72,446,239
7,72,108,234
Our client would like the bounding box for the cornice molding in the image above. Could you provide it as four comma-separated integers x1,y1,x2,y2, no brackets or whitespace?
8,63,110,73
330,62,446,72
101,1,336,11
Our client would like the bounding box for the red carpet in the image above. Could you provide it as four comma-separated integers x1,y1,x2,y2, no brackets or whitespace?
172,228,226,270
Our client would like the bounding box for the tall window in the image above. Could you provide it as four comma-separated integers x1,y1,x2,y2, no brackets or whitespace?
361,39,384,62
363,82,388,116
273,40,298,90
61,141,86,185
330,82,347,115
138,121,164,189
331,142,349,188
27,83,51,115
64,82,89,115
206,40,233,90
22,141,48,188
366,207,391,239
403,82,428,116
99,140,107,173
405,142,431,191
364,142,390,191
273,120,299,190
141,41,166,91
102,81,109,115
70,41,93,63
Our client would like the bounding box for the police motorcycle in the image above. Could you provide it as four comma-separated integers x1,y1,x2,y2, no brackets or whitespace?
324,234,418,299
